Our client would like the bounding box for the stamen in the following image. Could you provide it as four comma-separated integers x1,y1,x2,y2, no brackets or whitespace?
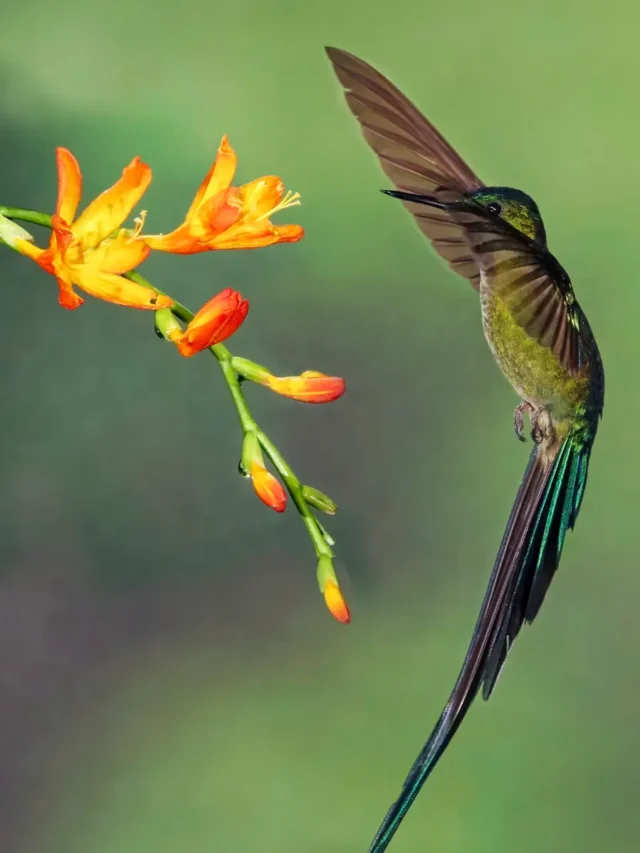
256,190,301,222
130,210,148,240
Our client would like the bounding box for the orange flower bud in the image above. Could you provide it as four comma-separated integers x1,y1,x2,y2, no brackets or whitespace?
170,288,248,356
250,459,287,513
323,580,351,624
263,370,346,404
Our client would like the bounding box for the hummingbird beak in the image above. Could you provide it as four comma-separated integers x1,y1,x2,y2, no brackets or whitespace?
381,189,448,209
381,189,486,218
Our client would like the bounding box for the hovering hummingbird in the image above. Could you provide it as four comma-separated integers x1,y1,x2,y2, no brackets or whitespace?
325,46,604,853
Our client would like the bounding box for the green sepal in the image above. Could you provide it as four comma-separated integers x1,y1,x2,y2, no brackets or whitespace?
0,214,34,250
316,554,337,592
240,430,261,477
302,485,338,515
154,308,182,340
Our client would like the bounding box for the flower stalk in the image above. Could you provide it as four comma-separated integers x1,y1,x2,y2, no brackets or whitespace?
1,187,349,623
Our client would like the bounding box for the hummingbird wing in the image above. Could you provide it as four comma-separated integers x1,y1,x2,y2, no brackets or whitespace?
453,207,583,374
325,46,484,289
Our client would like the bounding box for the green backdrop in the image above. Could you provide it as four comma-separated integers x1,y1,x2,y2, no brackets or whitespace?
1,1,638,851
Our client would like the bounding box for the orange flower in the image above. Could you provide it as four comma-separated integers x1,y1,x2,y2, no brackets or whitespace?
142,136,304,254
15,148,170,311
323,580,351,624
263,370,345,404
316,555,350,624
168,288,249,356
250,460,287,513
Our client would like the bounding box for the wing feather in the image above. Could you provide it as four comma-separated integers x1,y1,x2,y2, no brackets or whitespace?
326,46,484,290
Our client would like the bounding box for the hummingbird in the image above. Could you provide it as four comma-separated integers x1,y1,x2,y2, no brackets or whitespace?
325,46,604,853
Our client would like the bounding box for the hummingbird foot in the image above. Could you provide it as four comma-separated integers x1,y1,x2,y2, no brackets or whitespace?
513,401,535,442
530,406,555,446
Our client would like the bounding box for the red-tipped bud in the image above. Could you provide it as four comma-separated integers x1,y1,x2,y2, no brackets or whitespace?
263,370,345,403
250,459,287,513
169,288,248,356
316,554,350,624
323,580,351,624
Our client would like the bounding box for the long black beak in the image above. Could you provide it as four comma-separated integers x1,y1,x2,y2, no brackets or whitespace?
381,189,448,209
381,189,485,219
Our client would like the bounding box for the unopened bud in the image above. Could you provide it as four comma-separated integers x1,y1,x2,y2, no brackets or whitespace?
303,485,338,515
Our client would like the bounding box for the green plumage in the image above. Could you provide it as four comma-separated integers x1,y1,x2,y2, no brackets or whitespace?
325,45,604,853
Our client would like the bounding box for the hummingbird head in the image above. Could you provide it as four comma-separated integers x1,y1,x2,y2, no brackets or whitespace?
466,187,547,246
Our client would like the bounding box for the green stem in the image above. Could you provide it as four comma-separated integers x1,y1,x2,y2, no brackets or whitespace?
2,206,335,565
0,206,52,228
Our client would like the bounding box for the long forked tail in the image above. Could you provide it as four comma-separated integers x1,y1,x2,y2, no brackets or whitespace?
368,435,591,853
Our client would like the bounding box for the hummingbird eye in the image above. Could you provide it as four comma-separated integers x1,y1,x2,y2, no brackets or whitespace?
486,202,502,216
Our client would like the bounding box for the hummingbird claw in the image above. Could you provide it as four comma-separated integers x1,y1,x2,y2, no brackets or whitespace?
530,406,555,446
513,401,534,442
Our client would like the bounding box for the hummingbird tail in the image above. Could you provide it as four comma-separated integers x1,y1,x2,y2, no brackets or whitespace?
366,435,591,853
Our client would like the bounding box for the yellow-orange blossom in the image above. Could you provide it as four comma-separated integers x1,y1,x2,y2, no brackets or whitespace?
142,136,304,253
16,148,171,310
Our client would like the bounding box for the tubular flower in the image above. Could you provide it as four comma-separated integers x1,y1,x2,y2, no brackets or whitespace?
230,359,346,404
316,555,350,624
142,136,304,254
14,148,170,311
168,288,249,356
262,370,345,403
250,459,287,513
323,580,351,624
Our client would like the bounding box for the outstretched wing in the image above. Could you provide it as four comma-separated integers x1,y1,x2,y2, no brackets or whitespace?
326,46,484,289
452,206,582,374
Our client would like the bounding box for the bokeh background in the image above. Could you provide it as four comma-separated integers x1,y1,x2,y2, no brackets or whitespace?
1,2,638,851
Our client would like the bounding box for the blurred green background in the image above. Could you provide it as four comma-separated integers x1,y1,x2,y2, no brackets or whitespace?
1,1,638,851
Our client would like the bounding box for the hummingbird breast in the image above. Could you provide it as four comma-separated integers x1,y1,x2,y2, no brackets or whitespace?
479,278,590,422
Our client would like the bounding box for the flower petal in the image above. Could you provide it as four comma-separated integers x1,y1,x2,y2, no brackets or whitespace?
143,223,202,255
51,214,74,255
323,580,351,624
55,269,84,310
181,288,249,352
195,188,242,236
73,157,152,249
211,223,304,250
14,238,54,273
265,372,346,403
56,148,82,223
251,460,287,513
88,231,151,274
237,176,284,219
186,135,237,218
72,267,173,309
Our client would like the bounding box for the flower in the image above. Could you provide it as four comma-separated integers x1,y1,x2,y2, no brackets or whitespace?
323,580,351,624
15,147,171,311
142,136,304,254
316,554,350,624
167,288,249,356
262,370,345,403
250,459,287,513
230,359,346,404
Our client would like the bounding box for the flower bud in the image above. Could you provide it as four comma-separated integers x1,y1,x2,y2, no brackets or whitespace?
302,485,338,515
316,555,350,624
250,459,287,513
170,288,249,356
